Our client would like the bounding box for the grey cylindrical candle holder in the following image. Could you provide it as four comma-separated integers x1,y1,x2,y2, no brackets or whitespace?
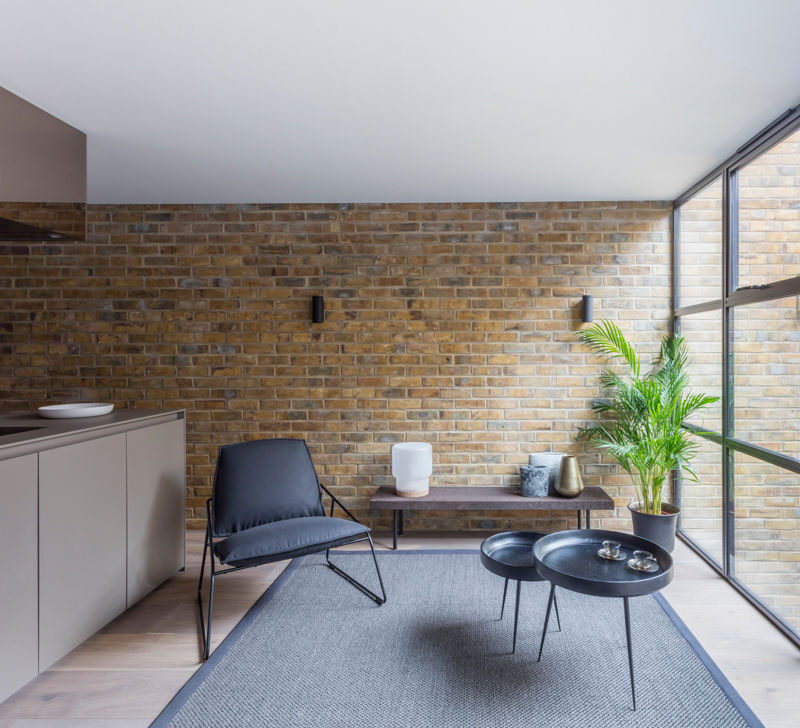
520,465,550,497
528,451,565,496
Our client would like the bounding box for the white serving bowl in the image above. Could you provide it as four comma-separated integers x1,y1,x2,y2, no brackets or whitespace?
38,403,115,419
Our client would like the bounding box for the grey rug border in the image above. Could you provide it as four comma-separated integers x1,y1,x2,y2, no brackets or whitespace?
150,548,764,728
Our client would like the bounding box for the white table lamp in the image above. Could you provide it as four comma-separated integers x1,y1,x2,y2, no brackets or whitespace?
392,442,432,497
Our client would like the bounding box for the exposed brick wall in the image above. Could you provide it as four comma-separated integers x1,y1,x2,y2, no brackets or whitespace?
1,201,672,534
0,201,85,240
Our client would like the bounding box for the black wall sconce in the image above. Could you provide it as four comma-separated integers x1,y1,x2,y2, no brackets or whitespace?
312,295,325,324
581,294,593,323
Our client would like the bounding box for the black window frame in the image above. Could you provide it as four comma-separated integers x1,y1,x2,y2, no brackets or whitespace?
673,104,800,649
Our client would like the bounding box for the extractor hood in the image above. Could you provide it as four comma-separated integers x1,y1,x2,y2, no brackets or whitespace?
0,216,72,241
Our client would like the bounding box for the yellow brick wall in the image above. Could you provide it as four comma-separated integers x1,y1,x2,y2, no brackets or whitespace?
1,201,672,533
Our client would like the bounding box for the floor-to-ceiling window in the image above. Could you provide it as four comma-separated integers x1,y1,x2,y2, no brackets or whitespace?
674,111,800,646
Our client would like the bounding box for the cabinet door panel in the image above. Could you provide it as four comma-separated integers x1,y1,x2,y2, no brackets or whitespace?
126,419,185,606
0,454,38,701
39,434,126,670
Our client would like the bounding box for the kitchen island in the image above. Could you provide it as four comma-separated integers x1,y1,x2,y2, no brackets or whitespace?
0,408,185,702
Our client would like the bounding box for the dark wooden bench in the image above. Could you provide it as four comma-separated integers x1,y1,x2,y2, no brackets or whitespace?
369,485,615,549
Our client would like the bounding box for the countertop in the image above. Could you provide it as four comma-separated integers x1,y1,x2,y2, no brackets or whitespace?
0,409,185,460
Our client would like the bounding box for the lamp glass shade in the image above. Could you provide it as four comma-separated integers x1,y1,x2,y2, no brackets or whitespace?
392,442,432,497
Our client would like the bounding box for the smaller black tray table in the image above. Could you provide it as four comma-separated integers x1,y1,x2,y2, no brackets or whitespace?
480,531,561,653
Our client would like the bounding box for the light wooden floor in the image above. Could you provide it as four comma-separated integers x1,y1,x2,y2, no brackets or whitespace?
0,530,797,727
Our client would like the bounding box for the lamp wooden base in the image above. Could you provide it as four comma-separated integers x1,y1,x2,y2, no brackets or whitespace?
395,488,429,498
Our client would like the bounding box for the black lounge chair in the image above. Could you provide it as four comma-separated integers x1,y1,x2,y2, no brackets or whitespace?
197,438,386,659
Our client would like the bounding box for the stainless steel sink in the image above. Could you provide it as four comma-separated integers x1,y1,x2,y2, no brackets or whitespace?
0,426,45,436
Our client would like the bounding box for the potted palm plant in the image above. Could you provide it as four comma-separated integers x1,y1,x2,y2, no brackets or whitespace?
575,321,718,551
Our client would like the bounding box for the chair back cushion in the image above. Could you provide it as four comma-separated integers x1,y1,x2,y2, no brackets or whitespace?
211,438,324,536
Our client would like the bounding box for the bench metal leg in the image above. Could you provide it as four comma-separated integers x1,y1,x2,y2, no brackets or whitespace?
577,511,582,529
586,510,591,528
398,509,404,536
392,510,398,550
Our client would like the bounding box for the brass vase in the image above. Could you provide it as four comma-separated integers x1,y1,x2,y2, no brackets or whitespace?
556,455,584,498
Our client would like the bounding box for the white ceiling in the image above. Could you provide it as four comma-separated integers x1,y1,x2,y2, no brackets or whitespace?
2,0,800,204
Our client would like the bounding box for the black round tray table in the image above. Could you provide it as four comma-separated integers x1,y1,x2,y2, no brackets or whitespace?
480,531,561,653
533,529,674,710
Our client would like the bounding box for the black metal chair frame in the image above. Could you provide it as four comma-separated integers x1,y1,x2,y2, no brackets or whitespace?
197,483,386,660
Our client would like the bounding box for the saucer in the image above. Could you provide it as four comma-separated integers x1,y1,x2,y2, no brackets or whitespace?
626,558,659,573
596,548,626,561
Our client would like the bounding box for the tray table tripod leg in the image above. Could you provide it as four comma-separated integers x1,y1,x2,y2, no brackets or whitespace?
624,596,636,710
512,580,521,653
537,582,556,661
500,577,509,620
553,590,561,631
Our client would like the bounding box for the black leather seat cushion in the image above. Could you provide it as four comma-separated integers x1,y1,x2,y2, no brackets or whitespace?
214,516,370,568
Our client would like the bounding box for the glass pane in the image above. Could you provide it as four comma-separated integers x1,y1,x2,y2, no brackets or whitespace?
678,438,723,565
733,451,800,636
732,295,800,457
678,309,722,432
678,176,722,307
737,126,800,288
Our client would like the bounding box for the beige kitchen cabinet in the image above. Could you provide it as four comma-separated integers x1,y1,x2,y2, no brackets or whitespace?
126,418,186,606
0,409,184,690
38,433,127,671
0,454,38,702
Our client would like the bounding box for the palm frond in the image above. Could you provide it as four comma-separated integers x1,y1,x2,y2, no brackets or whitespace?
576,320,640,377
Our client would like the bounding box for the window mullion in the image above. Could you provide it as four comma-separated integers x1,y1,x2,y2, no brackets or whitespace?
722,167,734,578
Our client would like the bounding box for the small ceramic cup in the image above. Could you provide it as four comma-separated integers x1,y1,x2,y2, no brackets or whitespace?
602,540,620,558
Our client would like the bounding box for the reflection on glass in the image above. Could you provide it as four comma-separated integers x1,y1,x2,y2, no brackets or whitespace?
732,296,800,457
737,127,800,289
678,437,723,566
678,177,722,307
733,451,800,636
679,309,722,432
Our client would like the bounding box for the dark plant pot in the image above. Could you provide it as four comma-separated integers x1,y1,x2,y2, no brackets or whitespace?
628,501,679,553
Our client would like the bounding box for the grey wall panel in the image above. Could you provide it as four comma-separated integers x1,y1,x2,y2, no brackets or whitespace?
0,454,38,702
39,434,126,670
126,418,186,606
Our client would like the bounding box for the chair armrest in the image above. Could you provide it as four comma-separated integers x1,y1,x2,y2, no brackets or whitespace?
320,483,361,524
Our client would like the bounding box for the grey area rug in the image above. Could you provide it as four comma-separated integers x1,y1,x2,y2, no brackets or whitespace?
154,551,762,728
